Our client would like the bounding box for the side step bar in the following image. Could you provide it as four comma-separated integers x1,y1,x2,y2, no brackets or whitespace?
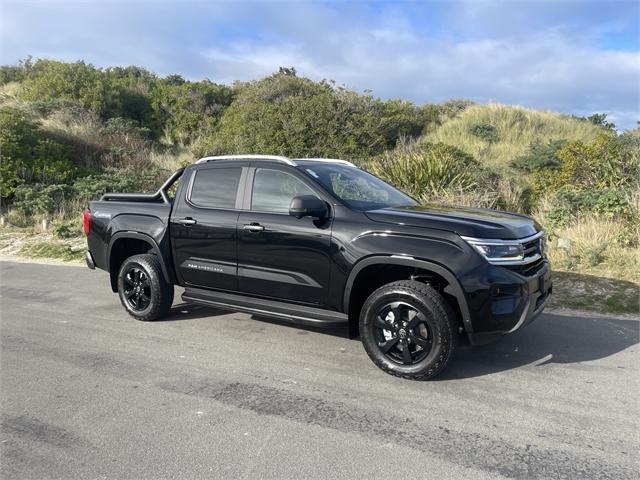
182,287,348,327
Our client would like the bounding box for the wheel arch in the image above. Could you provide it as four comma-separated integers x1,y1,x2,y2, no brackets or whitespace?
107,232,172,292
344,256,472,334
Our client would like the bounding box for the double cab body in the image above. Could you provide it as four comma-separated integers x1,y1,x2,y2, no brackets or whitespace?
85,155,552,379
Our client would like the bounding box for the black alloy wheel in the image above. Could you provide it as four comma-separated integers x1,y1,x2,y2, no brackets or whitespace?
371,301,433,365
117,254,174,321
122,266,152,311
359,280,458,380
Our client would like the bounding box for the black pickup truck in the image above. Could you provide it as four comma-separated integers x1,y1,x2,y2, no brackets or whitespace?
84,155,551,380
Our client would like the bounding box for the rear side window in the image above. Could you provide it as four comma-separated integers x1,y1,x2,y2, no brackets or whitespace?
189,167,242,209
251,168,314,213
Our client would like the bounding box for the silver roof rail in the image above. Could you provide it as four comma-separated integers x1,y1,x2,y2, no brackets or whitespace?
295,158,356,167
195,155,356,168
196,154,296,166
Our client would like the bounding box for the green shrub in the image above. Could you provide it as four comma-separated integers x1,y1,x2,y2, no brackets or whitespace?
511,140,565,172
196,72,381,159
534,133,640,195
542,187,636,229
195,71,432,160
13,183,72,217
151,78,234,145
53,221,81,239
469,122,499,143
584,244,607,267
0,107,76,197
72,166,167,203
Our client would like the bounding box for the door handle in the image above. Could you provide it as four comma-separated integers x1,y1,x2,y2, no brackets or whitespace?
243,223,265,232
176,217,197,226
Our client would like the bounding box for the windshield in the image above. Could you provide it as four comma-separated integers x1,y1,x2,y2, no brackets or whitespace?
299,163,417,211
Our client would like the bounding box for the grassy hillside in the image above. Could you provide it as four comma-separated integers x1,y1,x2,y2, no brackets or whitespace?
424,103,603,170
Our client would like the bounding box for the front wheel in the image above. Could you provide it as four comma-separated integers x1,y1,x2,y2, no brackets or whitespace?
359,280,458,380
117,254,174,321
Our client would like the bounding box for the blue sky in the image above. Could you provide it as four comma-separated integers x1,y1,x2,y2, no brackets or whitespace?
1,0,639,129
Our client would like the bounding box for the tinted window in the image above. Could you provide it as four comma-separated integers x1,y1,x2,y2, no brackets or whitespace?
190,167,242,209
251,169,314,213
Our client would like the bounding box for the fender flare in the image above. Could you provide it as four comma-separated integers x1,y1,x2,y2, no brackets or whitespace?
343,255,473,332
107,231,173,284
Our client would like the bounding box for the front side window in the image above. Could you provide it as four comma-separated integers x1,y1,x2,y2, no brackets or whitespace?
189,167,242,209
251,168,314,213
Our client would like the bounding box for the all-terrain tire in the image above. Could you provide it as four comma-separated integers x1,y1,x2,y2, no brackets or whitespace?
359,280,459,380
117,254,174,321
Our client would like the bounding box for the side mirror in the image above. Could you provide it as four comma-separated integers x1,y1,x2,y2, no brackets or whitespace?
289,195,328,219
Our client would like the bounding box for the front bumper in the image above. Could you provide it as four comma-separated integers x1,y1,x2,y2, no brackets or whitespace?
467,262,552,345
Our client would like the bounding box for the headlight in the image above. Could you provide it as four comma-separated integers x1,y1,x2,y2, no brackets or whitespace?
461,238,524,263
460,232,545,266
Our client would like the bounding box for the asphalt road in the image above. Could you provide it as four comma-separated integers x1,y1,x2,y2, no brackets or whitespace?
0,260,638,480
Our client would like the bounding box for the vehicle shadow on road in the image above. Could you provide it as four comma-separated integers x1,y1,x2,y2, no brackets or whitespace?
159,303,352,337
436,312,639,380
156,303,232,322
156,302,639,381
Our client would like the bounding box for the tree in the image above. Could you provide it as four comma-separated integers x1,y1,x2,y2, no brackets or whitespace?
584,113,616,131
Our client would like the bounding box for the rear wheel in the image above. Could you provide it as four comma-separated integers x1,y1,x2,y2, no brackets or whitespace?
117,254,174,321
359,280,458,380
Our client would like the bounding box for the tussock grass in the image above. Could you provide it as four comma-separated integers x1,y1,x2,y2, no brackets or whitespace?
0,82,21,105
150,147,196,171
424,103,603,170
549,217,640,283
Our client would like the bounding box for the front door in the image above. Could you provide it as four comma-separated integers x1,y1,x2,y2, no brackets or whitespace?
237,166,332,305
170,165,245,291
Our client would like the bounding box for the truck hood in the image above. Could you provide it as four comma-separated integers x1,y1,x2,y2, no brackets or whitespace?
364,204,540,240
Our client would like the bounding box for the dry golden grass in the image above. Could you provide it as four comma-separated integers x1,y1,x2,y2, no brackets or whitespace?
548,217,640,283
424,103,603,170
150,148,196,171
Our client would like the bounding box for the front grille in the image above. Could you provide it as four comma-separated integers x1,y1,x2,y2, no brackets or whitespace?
503,234,545,276
522,237,542,258
504,257,545,276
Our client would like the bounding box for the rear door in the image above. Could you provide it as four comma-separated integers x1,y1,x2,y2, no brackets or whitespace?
236,165,333,305
170,164,247,291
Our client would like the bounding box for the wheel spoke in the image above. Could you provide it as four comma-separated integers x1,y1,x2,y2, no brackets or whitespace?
379,337,399,353
405,311,422,329
125,289,136,299
401,345,412,364
390,305,403,325
373,315,396,332
409,334,430,348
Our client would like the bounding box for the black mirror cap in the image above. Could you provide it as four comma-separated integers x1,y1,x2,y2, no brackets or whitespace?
289,195,328,219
